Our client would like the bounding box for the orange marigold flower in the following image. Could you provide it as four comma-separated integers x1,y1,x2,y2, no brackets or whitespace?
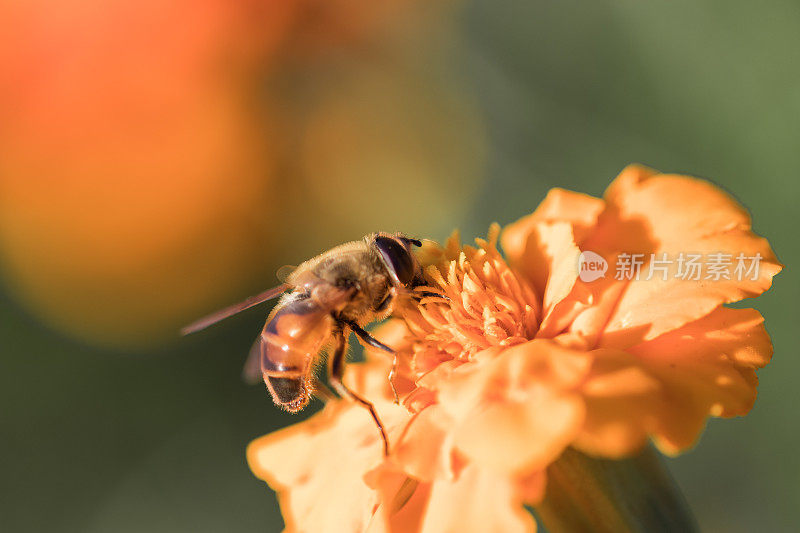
248,164,781,532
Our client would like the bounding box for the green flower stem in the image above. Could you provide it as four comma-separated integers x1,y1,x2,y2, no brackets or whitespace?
534,446,698,533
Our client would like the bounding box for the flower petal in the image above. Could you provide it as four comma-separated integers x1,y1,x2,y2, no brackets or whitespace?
625,306,772,454
247,404,386,533
502,187,604,261
599,240,781,349
587,164,750,254
627,306,772,370
365,464,433,533
573,349,660,457
422,342,590,473
502,221,579,313
394,406,459,482
573,395,653,458
502,189,604,333
577,166,781,347
453,391,585,474
418,463,537,533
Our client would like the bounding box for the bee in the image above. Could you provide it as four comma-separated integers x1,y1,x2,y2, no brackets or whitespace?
182,233,441,455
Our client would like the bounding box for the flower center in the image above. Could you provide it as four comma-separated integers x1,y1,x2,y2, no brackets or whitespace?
401,227,540,376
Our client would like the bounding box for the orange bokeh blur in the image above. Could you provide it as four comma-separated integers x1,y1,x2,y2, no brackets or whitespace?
0,0,485,349
0,0,295,347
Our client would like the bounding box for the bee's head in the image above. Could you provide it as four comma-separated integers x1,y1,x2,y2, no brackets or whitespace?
372,233,423,287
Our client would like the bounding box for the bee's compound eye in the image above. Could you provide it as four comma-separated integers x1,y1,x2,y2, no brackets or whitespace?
373,235,415,286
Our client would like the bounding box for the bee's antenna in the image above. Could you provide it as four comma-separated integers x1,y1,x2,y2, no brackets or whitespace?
401,237,422,247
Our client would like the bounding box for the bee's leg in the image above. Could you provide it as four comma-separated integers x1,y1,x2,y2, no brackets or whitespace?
374,288,395,313
329,325,390,456
346,320,400,405
347,321,393,353
405,280,450,304
414,290,450,302
310,377,337,403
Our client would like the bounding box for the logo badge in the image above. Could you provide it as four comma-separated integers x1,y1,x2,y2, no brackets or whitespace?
578,251,607,282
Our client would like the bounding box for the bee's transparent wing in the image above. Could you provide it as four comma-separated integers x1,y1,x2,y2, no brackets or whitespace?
276,264,297,283
180,284,290,335
241,337,264,385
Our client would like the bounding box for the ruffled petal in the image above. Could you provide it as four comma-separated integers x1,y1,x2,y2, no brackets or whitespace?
594,165,752,252
628,306,772,370
598,236,781,349
502,187,604,262
453,390,585,474
626,306,773,454
502,190,603,326
394,405,460,482
503,221,579,310
573,349,660,457
247,403,387,533
574,165,781,347
365,463,432,533
433,341,591,474
418,463,537,533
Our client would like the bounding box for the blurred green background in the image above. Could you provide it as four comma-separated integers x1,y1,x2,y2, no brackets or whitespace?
1,1,797,532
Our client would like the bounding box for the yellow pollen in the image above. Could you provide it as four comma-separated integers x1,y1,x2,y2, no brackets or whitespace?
400,225,541,369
